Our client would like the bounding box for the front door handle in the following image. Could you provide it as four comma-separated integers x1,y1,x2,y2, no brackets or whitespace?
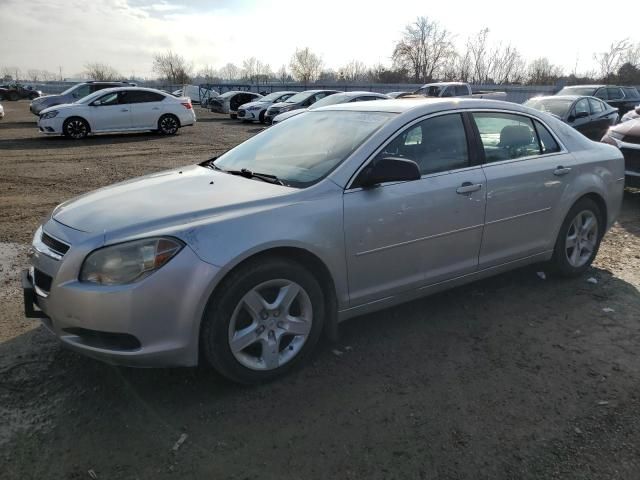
554,166,572,176
456,182,483,194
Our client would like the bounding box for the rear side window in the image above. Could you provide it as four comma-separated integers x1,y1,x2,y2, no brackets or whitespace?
455,85,469,96
472,112,541,162
607,87,623,100
126,91,165,103
573,98,590,116
623,87,640,100
533,120,560,154
589,98,605,114
376,113,469,175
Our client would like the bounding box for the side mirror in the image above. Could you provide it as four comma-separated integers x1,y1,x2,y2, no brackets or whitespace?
358,157,421,188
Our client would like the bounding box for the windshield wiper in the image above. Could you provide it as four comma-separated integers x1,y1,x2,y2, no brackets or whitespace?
225,168,285,186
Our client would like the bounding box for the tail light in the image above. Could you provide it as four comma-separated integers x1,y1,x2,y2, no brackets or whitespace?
181,102,192,110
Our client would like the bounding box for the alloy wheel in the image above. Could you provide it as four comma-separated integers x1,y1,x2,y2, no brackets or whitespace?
228,279,313,371
160,116,178,134
565,210,598,268
65,119,88,139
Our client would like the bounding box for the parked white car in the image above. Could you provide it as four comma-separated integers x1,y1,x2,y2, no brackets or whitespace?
171,84,219,105
0,102,4,120
37,87,196,139
237,91,296,123
209,91,263,118
272,91,389,124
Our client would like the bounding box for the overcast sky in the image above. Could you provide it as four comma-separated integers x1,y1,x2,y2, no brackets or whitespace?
0,0,637,79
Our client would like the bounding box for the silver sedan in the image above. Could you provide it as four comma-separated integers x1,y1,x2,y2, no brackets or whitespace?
24,98,625,383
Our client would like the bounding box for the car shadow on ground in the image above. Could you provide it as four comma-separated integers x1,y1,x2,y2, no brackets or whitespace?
618,188,640,237
2,262,640,480
0,121,38,129
0,132,170,150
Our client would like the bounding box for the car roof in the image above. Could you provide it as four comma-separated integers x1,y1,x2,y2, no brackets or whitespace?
529,95,582,101
561,85,605,89
315,97,535,114
88,86,169,95
333,91,388,98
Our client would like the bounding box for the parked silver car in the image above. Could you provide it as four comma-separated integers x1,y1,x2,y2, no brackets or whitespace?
24,98,624,383
30,81,135,116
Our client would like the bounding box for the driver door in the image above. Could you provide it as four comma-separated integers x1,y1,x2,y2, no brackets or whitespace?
570,98,594,139
343,113,486,306
88,91,133,131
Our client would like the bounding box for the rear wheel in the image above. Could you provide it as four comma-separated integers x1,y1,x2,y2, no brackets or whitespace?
63,117,90,139
230,113,238,120
158,114,179,135
550,197,603,277
259,111,266,123
200,257,325,384
8,92,19,101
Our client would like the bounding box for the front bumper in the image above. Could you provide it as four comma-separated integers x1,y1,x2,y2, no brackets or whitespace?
237,108,260,121
37,116,63,135
24,223,221,367
603,135,640,187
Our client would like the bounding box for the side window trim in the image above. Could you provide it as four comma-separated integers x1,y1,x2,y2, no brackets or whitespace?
468,109,567,167
345,110,478,191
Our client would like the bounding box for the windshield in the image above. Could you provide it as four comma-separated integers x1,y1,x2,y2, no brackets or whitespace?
213,111,395,187
219,91,239,99
557,87,596,96
309,94,349,109
284,91,315,103
259,92,290,102
74,89,114,104
524,98,573,117
60,84,82,95
416,85,444,96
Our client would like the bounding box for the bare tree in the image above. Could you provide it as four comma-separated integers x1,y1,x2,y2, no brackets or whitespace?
464,28,526,84
466,28,491,83
1,66,21,82
392,16,455,83
84,63,121,81
594,39,631,82
339,60,367,82
152,51,193,84
277,64,290,84
624,42,640,67
198,65,217,82
218,62,240,82
490,44,526,84
289,47,323,85
526,57,563,85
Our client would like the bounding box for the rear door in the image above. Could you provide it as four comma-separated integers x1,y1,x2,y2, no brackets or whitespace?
570,98,594,138
471,111,570,267
588,98,613,139
343,112,486,305
128,90,166,129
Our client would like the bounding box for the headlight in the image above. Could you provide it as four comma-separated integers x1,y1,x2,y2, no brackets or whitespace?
80,237,183,285
247,105,261,111
608,130,625,140
40,110,59,119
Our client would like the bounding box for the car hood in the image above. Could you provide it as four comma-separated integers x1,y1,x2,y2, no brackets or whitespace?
40,102,78,114
241,100,270,109
51,164,297,235
611,118,640,136
268,101,296,110
274,109,306,123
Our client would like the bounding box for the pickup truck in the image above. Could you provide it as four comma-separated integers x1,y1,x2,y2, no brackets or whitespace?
413,82,507,100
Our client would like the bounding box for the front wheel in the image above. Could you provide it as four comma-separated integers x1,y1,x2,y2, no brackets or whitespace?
158,114,179,135
550,198,603,277
63,117,89,139
200,257,325,384
8,92,19,101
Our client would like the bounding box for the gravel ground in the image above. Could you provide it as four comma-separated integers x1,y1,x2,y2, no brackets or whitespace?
1,100,639,479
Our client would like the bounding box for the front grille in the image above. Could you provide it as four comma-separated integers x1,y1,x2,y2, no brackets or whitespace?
623,135,640,145
34,269,53,293
62,328,141,351
41,231,70,256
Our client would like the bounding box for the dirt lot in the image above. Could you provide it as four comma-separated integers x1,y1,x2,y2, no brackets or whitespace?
1,100,640,479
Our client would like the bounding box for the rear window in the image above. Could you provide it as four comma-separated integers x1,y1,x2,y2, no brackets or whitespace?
557,87,597,96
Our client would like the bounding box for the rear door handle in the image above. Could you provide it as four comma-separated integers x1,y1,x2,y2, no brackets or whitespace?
456,182,483,194
553,166,572,176
120,108,129,112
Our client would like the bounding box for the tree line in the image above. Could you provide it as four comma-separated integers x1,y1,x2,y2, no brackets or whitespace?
3,16,640,86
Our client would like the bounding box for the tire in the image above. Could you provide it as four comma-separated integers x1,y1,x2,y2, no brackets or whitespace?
200,257,325,384
8,92,19,101
158,114,179,135
550,197,603,277
62,117,90,139
259,111,266,124
230,113,237,120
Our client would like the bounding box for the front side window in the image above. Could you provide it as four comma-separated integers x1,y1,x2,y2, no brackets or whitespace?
126,91,165,103
533,120,560,154
594,88,608,100
473,112,541,162
72,84,91,99
213,111,395,187
96,92,119,106
373,114,469,175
